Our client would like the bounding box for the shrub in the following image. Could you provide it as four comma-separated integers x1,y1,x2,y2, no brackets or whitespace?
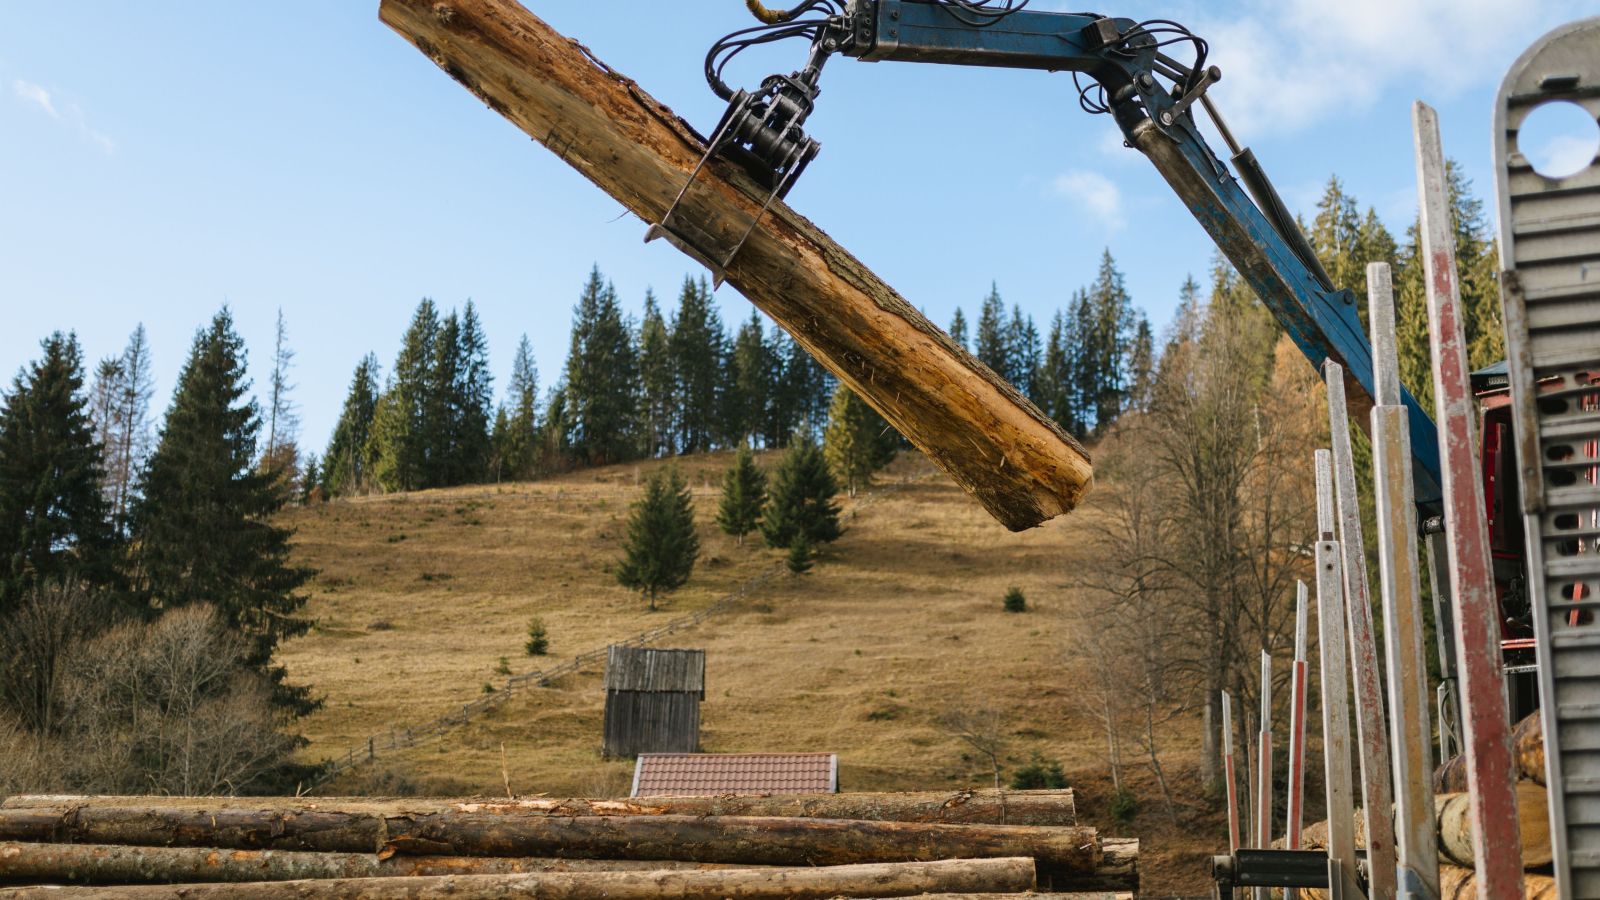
525,618,549,656
1110,788,1139,825
1009,753,1068,789
494,657,512,676
1003,586,1027,613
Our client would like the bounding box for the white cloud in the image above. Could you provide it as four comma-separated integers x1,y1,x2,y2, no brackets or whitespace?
11,78,115,154
13,79,58,118
1051,169,1124,229
1118,0,1592,139
1532,133,1598,178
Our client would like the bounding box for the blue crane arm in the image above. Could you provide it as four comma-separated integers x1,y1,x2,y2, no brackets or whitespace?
838,0,1444,508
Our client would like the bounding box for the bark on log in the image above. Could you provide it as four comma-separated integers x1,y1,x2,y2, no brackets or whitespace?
0,789,1075,826
1435,710,1544,792
0,842,740,886
0,809,1107,881
375,0,1093,530
1290,780,1550,870
0,856,1036,899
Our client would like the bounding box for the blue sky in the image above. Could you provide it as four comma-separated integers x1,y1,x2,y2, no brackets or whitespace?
3,1,1595,453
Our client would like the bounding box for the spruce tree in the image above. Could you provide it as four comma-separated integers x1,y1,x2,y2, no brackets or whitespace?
0,332,118,608
368,299,438,492
637,291,676,457
300,453,321,503
1086,249,1135,431
1039,310,1075,432
1125,315,1155,413
503,334,540,478
130,308,315,717
727,310,774,446
427,310,462,486
669,276,725,453
616,466,699,610
975,283,1009,381
1008,306,1041,401
716,445,767,545
564,267,640,466
1068,289,1097,435
761,440,841,549
450,300,494,484
948,307,969,351
489,405,510,481
323,353,379,496
823,384,895,497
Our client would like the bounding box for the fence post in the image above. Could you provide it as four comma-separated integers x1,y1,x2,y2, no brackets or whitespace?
368,737,375,760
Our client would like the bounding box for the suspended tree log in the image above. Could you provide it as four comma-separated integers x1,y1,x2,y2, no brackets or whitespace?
0,790,1075,826
0,857,1036,900
1435,709,1544,792
0,842,743,886
374,0,1093,531
1290,781,1550,870
0,809,1113,882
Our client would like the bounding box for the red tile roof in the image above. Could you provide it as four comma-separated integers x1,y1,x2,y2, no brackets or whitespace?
630,753,838,796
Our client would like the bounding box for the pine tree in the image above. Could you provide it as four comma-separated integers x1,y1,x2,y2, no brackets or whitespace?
368,299,438,492
637,291,676,457
615,466,699,610
786,534,813,574
501,335,539,479
1311,176,1363,296
726,310,774,446
949,307,969,351
1068,288,1097,435
975,283,1009,381
489,405,510,481
262,308,301,495
427,310,462,486
565,268,640,466
0,332,118,608
716,445,767,545
823,384,896,497
130,308,315,717
761,440,841,549
323,353,380,496
669,276,725,453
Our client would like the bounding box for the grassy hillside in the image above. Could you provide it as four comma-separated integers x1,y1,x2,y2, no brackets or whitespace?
277,450,1223,895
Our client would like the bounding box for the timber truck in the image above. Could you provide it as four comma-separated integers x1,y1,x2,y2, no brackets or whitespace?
648,3,1600,896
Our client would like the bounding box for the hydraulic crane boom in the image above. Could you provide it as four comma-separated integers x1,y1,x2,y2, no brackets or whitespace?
655,0,1445,509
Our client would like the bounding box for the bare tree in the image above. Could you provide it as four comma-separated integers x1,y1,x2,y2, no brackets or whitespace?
89,325,155,529
263,308,301,493
938,704,1008,789
61,604,297,795
0,581,105,733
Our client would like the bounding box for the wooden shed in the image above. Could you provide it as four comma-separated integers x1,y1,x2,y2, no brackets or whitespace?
602,645,705,758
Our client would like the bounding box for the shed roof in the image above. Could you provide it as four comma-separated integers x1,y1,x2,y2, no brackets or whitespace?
631,753,838,796
604,645,705,696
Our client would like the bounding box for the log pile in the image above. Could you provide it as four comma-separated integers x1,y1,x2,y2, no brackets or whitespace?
0,790,1136,898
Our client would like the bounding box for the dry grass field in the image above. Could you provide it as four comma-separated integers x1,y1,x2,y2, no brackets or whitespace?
276,449,1224,895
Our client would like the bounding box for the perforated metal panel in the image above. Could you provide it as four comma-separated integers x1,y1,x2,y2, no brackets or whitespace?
1493,17,1600,898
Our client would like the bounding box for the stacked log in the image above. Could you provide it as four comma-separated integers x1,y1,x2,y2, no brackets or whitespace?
1434,710,1545,792
0,791,1134,895
1292,781,1551,869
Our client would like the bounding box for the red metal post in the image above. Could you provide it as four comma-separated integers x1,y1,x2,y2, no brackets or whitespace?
1224,690,1241,853
1414,100,1524,900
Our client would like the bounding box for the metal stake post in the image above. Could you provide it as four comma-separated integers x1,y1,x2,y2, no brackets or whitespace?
1224,690,1241,853
1257,650,1273,900
1316,450,1362,899
1325,360,1399,900
1286,581,1311,900
1414,100,1524,900
1367,261,1441,899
